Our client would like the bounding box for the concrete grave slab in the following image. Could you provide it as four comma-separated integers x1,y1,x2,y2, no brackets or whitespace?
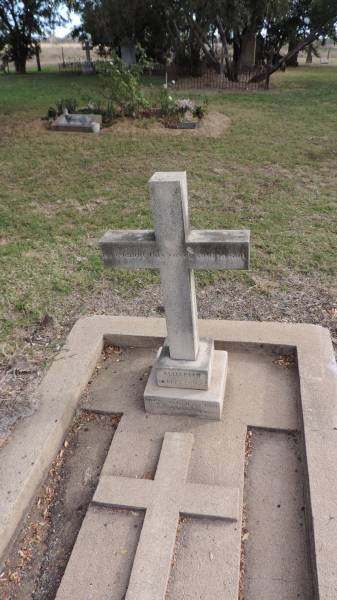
244,429,313,599
1,316,336,600
50,113,102,133
144,348,227,419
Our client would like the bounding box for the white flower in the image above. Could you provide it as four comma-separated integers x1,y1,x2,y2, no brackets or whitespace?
171,80,176,85
175,98,194,111
168,95,173,100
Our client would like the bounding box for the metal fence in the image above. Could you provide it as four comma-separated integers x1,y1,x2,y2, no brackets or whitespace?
58,60,269,90
59,61,82,73
165,64,269,90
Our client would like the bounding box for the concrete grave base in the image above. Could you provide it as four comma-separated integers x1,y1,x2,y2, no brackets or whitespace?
50,113,102,133
155,337,214,390
144,349,227,419
0,316,337,600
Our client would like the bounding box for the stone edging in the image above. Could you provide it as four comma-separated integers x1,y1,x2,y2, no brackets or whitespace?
0,316,336,599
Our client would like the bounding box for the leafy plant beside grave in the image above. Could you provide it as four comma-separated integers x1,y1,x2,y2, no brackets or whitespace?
47,98,78,121
46,47,150,127
157,88,208,129
46,49,208,130
95,47,151,119
47,95,115,126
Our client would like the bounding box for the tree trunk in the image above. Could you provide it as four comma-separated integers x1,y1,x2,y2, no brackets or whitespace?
238,31,256,69
216,16,234,79
186,14,218,69
12,39,28,74
231,32,241,81
249,29,321,83
36,46,41,71
14,55,26,74
306,46,313,63
287,32,299,67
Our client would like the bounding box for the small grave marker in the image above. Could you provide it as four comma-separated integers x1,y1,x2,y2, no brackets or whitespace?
50,112,101,133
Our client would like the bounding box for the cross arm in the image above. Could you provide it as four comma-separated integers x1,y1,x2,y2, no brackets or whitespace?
93,475,154,510
181,483,239,522
186,229,250,270
100,230,160,268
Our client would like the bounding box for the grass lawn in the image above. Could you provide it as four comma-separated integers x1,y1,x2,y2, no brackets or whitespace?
0,66,337,350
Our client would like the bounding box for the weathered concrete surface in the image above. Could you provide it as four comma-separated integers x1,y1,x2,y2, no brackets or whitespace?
72,317,337,599
50,113,102,133
1,316,336,600
55,505,144,599
85,346,299,431
91,432,238,600
101,171,249,365
155,337,214,390
0,320,103,563
244,429,313,599
144,349,227,419
100,228,250,270
56,338,309,600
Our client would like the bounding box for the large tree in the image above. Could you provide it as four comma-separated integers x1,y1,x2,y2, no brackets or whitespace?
74,0,337,76
0,0,62,73
73,0,171,63
251,0,337,81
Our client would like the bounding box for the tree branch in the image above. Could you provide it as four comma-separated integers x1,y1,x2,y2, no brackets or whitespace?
216,15,232,76
249,28,322,82
185,12,218,67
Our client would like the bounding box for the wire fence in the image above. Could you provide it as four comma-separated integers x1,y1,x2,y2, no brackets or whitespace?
59,61,82,73
58,60,269,90
161,63,269,90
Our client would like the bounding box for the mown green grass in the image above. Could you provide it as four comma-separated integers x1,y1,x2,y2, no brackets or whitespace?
0,66,336,344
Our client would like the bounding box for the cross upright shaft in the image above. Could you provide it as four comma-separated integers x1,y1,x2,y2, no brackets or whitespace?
149,172,199,360
100,172,250,362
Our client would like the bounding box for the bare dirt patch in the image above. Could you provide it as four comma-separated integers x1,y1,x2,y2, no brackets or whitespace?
0,118,46,142
0,410,119,599
2,111,230,141
105,111,230,138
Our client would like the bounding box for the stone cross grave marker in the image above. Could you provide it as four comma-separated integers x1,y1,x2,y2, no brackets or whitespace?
93,432,239,600
100,172,250,419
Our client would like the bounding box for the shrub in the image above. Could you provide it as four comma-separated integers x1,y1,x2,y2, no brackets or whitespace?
96,47,150,118
192,101,208,120
47,106,57,121
55,98,78,115
158,87,176,116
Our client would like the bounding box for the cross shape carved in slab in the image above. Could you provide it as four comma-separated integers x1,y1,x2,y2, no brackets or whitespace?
93,431,239,600
100,172,250,362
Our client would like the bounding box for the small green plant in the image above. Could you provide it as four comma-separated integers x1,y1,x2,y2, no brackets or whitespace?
84,98,116,125
158,87,176,116
46,97,78,121
47,106,57,121
55,98,78,115
192,101,208,121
